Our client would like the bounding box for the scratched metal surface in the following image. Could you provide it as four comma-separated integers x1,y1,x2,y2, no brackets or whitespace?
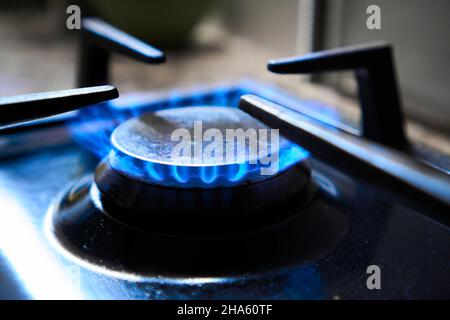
0,135,449,299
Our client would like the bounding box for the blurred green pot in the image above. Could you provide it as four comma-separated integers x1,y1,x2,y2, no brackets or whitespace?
86,0,212,47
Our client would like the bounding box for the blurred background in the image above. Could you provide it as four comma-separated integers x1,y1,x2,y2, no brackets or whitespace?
0,0,448,147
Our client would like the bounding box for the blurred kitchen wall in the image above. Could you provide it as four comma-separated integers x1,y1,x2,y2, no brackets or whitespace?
223,0,300,55
1,0,448,131
319,0,450,131
223,0,450,131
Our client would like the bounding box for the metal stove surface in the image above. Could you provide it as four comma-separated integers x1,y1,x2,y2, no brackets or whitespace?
0,139,449,299
1,16,448,300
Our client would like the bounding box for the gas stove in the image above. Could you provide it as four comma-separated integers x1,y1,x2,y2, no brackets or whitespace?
0,18,449,300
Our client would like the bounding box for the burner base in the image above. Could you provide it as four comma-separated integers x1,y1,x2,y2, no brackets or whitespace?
47,175,350,279
94,160,312,235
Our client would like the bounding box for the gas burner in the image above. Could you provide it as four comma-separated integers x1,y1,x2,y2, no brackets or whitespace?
50,106,312,233
108,107,307,188
94,107,311,231
47,106,349,278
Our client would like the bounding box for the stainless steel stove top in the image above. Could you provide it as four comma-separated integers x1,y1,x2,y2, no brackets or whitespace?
0,18,449,300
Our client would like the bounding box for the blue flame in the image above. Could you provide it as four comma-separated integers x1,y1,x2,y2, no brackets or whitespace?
70,80,315,187
146,162,164,182
227,162,248,183
109,142,309,188
200,165,218,184
70,83,249,159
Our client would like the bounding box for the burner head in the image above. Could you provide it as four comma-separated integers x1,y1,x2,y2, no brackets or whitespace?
91,106,311,233
108,107,308,188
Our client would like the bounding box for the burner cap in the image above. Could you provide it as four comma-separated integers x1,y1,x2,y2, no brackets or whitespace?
108,107,308,188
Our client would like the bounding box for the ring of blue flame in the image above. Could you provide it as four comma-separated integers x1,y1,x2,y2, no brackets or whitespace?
108,141,309,188
70,80,316,187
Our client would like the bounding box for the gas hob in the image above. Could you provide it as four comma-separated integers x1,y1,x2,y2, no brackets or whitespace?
0,18,449,300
